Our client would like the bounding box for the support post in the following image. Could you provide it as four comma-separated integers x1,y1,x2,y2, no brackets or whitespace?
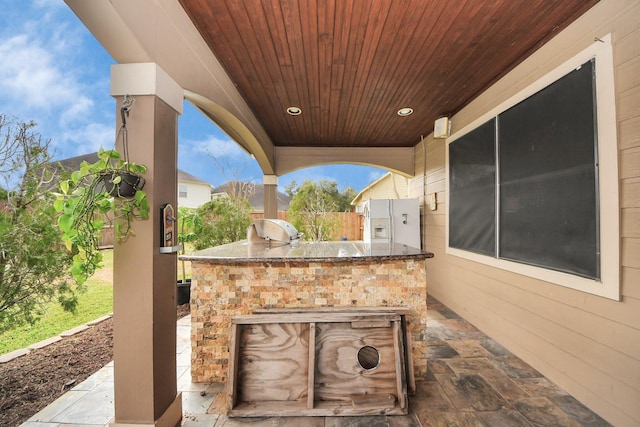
263,174,278,219
109,64,183,427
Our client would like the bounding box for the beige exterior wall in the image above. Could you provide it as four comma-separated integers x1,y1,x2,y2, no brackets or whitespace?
410,0,640,425
178,180,211,209
352,172,410,207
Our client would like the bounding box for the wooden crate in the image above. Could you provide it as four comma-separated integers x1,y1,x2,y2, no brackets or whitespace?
228,311,408,417
253,306,416,394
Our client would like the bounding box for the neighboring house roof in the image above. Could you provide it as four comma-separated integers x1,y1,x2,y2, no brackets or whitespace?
55,152,100,172
178,169,210,185
351,172,409,206
55,152,211,190
47,153,100,192
212,181,291,212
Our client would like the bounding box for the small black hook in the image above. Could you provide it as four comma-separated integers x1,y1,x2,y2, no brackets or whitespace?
120,95,135,126
121,105,129,126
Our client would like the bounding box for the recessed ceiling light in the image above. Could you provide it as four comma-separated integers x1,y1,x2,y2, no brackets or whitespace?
397,107,413,116
287,106,302,116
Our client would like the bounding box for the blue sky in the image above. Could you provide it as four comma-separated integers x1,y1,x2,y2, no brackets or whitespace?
0,1,386,193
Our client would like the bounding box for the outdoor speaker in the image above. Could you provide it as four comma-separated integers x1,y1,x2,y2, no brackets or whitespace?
434,117,450,139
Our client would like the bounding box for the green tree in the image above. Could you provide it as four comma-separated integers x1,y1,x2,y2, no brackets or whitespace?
284,180,298,198
287,179,356,212
334,186,357,212
0,115,76,333
288,180,340,241
193,196,252,249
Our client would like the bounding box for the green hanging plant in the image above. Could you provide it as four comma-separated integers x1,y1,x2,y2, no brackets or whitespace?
54,96,150,285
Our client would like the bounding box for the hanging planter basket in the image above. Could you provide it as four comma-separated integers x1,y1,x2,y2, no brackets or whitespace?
55,95,151,286
101,172,146,198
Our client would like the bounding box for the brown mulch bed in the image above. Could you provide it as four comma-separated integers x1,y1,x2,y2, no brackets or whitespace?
0,304,190,427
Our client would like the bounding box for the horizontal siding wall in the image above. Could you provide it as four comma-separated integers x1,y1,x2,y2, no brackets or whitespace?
411,0,640,425
359,174,410,201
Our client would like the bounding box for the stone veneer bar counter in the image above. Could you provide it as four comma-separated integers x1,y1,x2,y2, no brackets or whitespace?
181,241,433,383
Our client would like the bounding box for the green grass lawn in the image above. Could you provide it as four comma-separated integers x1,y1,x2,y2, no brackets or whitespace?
0,249,114,355
0,249,192,355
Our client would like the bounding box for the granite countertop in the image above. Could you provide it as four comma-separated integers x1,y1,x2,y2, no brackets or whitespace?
180,240,433,263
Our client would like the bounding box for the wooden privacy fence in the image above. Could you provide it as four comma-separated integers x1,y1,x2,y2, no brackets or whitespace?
335,211,363,241
99,225,115,248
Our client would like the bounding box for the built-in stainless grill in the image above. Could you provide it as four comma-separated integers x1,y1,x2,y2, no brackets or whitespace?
247,219,302,245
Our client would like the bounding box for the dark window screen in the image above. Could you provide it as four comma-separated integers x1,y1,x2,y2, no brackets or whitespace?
449,119,496,256
498,59,599,278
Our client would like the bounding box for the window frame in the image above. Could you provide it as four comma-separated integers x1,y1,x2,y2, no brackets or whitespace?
179,184,188,198
445,34,619,300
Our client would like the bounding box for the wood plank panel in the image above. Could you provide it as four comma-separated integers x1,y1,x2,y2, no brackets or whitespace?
227,323,240,410
307,323,316,409
259,2,306,139
334,212,362,241
229,312,409,416
392,321,407,410
362,1,435,144
341,2,392,145
254,307,416,396
237,323,310,403
233,313,401,325
314,322,399,402
179,0,597,149
331,1,370,143
254,307,411,315
231,400,405,417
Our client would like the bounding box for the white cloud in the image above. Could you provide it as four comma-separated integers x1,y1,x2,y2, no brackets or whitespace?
178,132,262,186
56,122,114,158
195,135,249,158
0,35,93,116
0,3,116,161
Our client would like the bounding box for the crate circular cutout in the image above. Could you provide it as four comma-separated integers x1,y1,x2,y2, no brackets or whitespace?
357,345,380,371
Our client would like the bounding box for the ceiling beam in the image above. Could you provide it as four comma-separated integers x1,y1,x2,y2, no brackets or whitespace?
274,146,415,177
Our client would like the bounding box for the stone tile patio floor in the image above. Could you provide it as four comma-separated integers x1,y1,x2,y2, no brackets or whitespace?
20,296,611,427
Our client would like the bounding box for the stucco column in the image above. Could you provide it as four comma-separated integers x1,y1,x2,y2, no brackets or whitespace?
263,174,278,219
110,64,183,427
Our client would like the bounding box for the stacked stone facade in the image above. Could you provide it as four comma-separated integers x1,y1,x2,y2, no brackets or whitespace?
190,258,427,383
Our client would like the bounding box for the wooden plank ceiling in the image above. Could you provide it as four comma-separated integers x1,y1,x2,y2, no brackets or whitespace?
178,0,598,149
